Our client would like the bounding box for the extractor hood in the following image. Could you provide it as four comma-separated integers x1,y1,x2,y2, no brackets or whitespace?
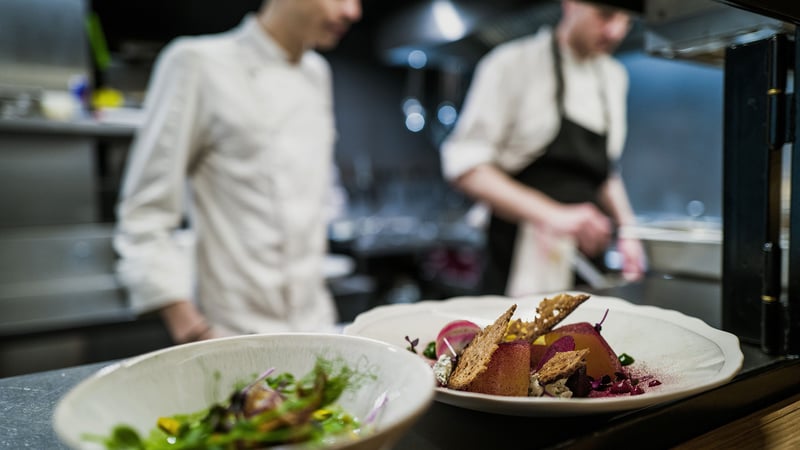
644,0,795,65
374,0,646,70
375,0,795,70
376,0,561,70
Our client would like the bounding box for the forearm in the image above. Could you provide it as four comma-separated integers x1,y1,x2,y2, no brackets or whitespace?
598,174,637,228
452,164,558,227
599,174,647,277
160,300,214,343
453,163,614,256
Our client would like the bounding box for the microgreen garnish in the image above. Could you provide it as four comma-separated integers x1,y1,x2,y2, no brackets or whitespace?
405,336,419,353
618,353,635,366
423,341,437,359
594,308,610,332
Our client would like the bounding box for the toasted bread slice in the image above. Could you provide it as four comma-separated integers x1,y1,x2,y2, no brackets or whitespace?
535,349,589,385
506,293,590,343
447,304,517,390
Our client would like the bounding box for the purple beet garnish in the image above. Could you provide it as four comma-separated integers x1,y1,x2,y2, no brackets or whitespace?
533,335,576,372
566,366,592,397
609,380,632,394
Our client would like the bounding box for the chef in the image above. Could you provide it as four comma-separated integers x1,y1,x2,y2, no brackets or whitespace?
440,0,646,296
113,0,362,343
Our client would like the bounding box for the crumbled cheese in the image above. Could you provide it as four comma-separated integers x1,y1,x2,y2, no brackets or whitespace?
529,375,574,398
528,375,544,397
544,379,573,398
433,354,454,386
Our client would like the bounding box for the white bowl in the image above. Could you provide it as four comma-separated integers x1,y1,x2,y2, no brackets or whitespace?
53,333,436,450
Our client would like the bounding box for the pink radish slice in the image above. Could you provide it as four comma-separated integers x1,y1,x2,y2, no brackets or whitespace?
435,320,481,358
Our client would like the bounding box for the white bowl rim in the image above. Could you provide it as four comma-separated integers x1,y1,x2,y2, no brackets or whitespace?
52,332,436,450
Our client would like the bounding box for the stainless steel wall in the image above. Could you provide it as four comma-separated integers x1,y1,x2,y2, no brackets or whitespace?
0,0,89,90
0,134,97,227
619,52,724,220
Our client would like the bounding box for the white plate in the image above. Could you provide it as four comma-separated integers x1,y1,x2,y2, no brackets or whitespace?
343,294,743,417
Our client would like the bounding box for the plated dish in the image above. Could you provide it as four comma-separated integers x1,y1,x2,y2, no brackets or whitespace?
343,294,743,417
52,333,436,450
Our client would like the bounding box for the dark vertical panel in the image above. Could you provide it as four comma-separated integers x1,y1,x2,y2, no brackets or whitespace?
761,36,789,354
723,35,794,352
789,28,800,356
722,38,771,344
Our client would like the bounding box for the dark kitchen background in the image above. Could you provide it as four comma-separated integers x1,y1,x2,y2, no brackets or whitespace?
0,0,776,377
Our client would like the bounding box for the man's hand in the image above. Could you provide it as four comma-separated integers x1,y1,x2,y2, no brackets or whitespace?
543,202,612,257
160,300,234,344
617,236,647,281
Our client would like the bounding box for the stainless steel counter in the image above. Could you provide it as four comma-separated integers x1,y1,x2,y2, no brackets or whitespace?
0,116,136,138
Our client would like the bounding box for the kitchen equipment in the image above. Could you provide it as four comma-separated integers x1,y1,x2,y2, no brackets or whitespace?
624,219,789,284
0,0,90,93
644,0,794,65
633,0,798,357
376,0,563,69
720,24,798,355
572,250,613,289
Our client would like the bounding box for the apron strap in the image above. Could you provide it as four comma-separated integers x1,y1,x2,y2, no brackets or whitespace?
551,33,566,116
550,32,610,131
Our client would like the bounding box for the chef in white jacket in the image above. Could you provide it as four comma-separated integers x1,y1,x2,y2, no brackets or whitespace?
440,0,646,297
114,0,362,343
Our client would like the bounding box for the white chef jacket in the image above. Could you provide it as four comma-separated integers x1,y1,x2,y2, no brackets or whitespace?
114,15,338,333
440,27,629,296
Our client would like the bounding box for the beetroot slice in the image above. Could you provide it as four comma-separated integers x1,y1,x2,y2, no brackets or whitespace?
532,335,576,372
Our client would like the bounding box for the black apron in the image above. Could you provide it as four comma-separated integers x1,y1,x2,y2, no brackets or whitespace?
482,35,611,295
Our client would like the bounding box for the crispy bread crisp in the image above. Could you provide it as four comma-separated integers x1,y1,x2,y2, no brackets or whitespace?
447,304,517,390
536,349,589,385
506,293,590,343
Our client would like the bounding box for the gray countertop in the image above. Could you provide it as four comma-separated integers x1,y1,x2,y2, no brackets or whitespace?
2,275,798,449
0,116,136,138
0,361,106,449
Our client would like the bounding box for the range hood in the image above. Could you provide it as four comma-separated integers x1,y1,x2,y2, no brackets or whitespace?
376,0,564,70
376,0,644,69
644,0,795,65
375,0,794,70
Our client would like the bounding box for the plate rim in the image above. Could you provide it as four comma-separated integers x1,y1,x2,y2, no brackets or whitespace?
343,292,744,416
